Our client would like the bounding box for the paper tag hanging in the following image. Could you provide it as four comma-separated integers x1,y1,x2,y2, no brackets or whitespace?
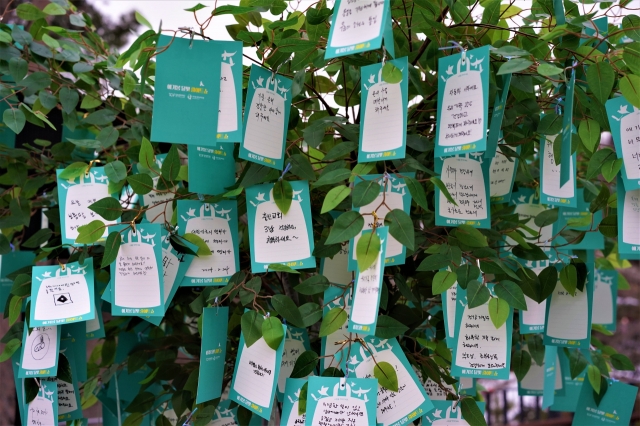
572,379,638,425
605,97,640,190
57,339,82,421
517,344,562,397
441,277,460,348
280,378,307,426
246,181,316,272
61,322,88,382
435,46,490,158
540,135,577,207
518,266,547,334
276,327,312,402
591,268,617,332
196,306,229,404
542,345,564,409
85,292,105,340
554,188,604,250
489,140,520,204
550,348,590,412
178,200,239,285
136,153,178,224
616,177,640,259
26,380,58,426
325,0,394,60
216,40,243,142
422,401,486,425
188,144,236,196
485,74,512,159
18,324,60,378
559,69,576,187
239,64,292,170
57,167,118,246
160,227,196,306
458,377,476,396
305,376,378,426
319,242,352,286
321,285,353,372
358,57,408,163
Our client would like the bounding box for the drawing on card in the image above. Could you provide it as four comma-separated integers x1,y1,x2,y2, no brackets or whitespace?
114,229,161,308
31,333,50,361
610,104,640,181
244,74,286,159
546,281,588,340
309,379,372,426
622,188,640,245
362,67,403,153
542,136,575,198
233,338,277,407
439,155,488,220
329,0,385,49
34,265,90,321
23,327,57,370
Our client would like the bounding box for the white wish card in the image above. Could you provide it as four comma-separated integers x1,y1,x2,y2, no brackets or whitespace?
178,200,239,285
305,376,379,426
110,224,164,317
216,40,242,142
30,259,95,327
277,327,312,402
540,135,577,207
606,96,640,190
18,324,60,378
489,142,520,204
321,286,354,372
57,167,118,246
617,177,640,258
518,345,562,397
26,380,58,426
229,320,286,420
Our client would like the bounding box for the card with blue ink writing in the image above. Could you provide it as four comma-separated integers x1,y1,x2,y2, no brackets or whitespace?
25,379,58,426
151,35,221,145
559,69,575,187
277,327,312,402
305,376,378,426
229,316,286,420
197,306,229,404
554,188,604,250
592,268,617,332
325,0,394,60
435,154,491,229
348,227,388,335
30,259,95,327
451,284,513,380
550,348,590,412
422,401,485,425
57,167,118,246
489,141,520,204
340,336,434,425
617,177,640,259
321,285,353,372
216,40,242,142
485,74,512,159
281,378,307,426
436,45,490,158
358,56,408,163
572,379,638,425
0,251,34,310
18,323,60,378
540,135,577,207
110,224,164,317
542,345,564,409
606,96,640,190
348,173,413,270
178,200,239,285
57,340,82,421
240,64,292,170
188,144,236,196
246,181,316,272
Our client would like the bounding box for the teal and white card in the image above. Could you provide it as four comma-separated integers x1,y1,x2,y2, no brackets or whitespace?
188,144,236,195
451,284,513,379
246,181,316,272
281,378,307,425
58,339,82,421
151,35,221,145
30,259,95,326
485,74,512,159
458,377,476,396
605,96,640,190
518,344,562,397
519,268,547,334
542,345,564,409
349,173,413,270
540,135,577,207
325,0,394,60
436,46,490,157
435,154,491,228
305,376,378,426
136,153,177,224
85,291,105,340
348,227,388,335
160,227,196,307
215,40,243,142
61,322,88,382
340,336,434,425
319,242,352,287
489,141,520,204
422,401,485,425
592,268,617,332
239,64,292,170
551,348,589,412
572,380,638,425
57,167,118,245
441,277,460,348
229,318,286,420
25,379,58,426
616,177,640,258
321,285,353,372
559,69,576,186
358,57,408,163
277,327,312,402
178,200,239,285
196,306,229,404
110,224,164,317
18,324,60,378
554,188,604,250
0,251,34,311
208,399,262,425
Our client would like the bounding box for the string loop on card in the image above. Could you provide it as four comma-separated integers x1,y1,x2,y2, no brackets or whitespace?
439,41,466,63
280,162,292,180
381,45,387,67
9,243,14,252
183,407,198,426
197,193,204,202
85,159,101,176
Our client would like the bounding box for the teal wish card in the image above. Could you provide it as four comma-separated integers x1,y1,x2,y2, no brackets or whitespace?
435,154,491,228
540,135,577,207
151,35,221,145
215,40,243,142
30,259,95,327
572,380,638,425
246,181,316,272
358,57,408,163
489,141,520,204
422,401,485,425
605,96,640,190
348,227,388,335
550,348,589,412
305,376,378,425
178,200,239,285
61,322,87,382
196,306,229,404
0,251,34,311
188,144,236,196
110,224,164,317
281,378,307,425
435,46,490,157
106,327,154,404
559,69,576,187
229,319,286,420
57,167,119,246
339,336,434,425
160,227,195,307
485,74,512,159
592,268,617,332
451,284,513,380
277,327,312,402
554,188,604,250
325,0,394,60
616,177,640,258
209,399,262,426
239,64,292,170
25,379,58,426
542,345,564,409
18,324,60,378
321,285,353,372
57,339,82,421
349,173,413,270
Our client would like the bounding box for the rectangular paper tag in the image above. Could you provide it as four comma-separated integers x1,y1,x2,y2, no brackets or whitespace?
277,327,311,402
215,40,243,142
572,379,638,425
485,74,512,159
321,285,353,372
306,376,379,425
187,144,236,196
605,96,640,191
280,378,307,425
540,135,577,207
489,141,520,204
19,324,60,378
554,188,604,250
196,306,229,404
616,176,640,259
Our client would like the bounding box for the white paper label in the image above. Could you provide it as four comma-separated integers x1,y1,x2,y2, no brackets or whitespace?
22,327,57,371
351,248,383,326
362,78,403,152
114,237,161,309
546,281,589,340
322,245,351,285
27,395,55,426
218,61,238,133
423,377,455,401
329,0,385,48
277,336,307,394
34,270,91,321
542,136,575,199
244,83,285,159
592,271,614,325
619,107,640,181
622,188,640,245
285,401,305,426
57,379,78,415
446,284,458,340
489,150,517,198
522,295,547,327
439,157,488,220
233,338,277,407
454,303,508,370
161,248,180,304
142,177,175,224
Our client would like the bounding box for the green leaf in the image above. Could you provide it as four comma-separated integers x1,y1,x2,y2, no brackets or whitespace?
494,280,527,310
299,303,323,327
456,225,487,247
325,211,364,244
43,2,66,15
405,176,428,210
355,231,380,272
128,174,154,195
138,137,157,173
569,349,588,379
534,208,558,228
104,161,127,183
601,158,623,183
89,197,123,221
466,281,490,308
57,352,73,383
0,338,21,362
271,294,305,328
385,209,414,250
513,349,532,381
537,63,563,77
83,109,116,125
125,391,155,413
287,154,316,181
587,364,601,394
183,233,211,256
102,231,122,268
352,180,381,207
267,263,300,274
560,264,577,296
123,71,136,96
373,361,398,392
417,254,451,272
3,108,26,134
135,11,153,29
579,119,601,153
599,215,617,237
622,15,640,42
431,177,457,206
161,145,181,182
76,220,106,244
593,375,608,406
610,353,635,371
538,266,558,303
482,0,500,25
586,148,616,180
381,62,402,84
9,58,28,82
318,307,347,337
294,275,330,295
432,270,458,294
262,317,284,350
497,58,533,75
59,87,79,114
620,74,640,108
241,311,264,347
321,185,350,214
586,62,615,105
185,3,208,11
375,315,409,338
273,179,293,214
10,275,31,297
22,228,52,248
313,168,352,187
488,297,510,328
291,350,319,378
527,335,545,366
16,3,46,20
461,397,488,426
0,30,11,44
456,264,480,289
8,296,22,326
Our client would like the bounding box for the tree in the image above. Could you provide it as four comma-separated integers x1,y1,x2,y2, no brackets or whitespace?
0,0,638,425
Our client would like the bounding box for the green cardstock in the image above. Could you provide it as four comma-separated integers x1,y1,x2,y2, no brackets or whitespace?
277,327,311,402
358,57,408,163
572,380,638,425
321,285,352,373
485,74,512,159
435,46,490,157
605,96,640,191
196,306,229,404
542,345,565,409
554,188,604,250
187,144,236,196
305,376,379,425
57,167,120,246
325,0,394,60
61,321,88,382
30,259,95,327
489,140,521,204
151,35,221,145
58,338,83,421
239,64,292,170
18,323,60,378
229,321,287,420
592,268,617,332
0,251,34,312
178,200,240,285
559,69,576,186
451,284,513,380
616,177,640,259
435,154,492,229
581,17,608,53
280,377,307,425
246,181,316,272
540,135,577,208
422,401,485,425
